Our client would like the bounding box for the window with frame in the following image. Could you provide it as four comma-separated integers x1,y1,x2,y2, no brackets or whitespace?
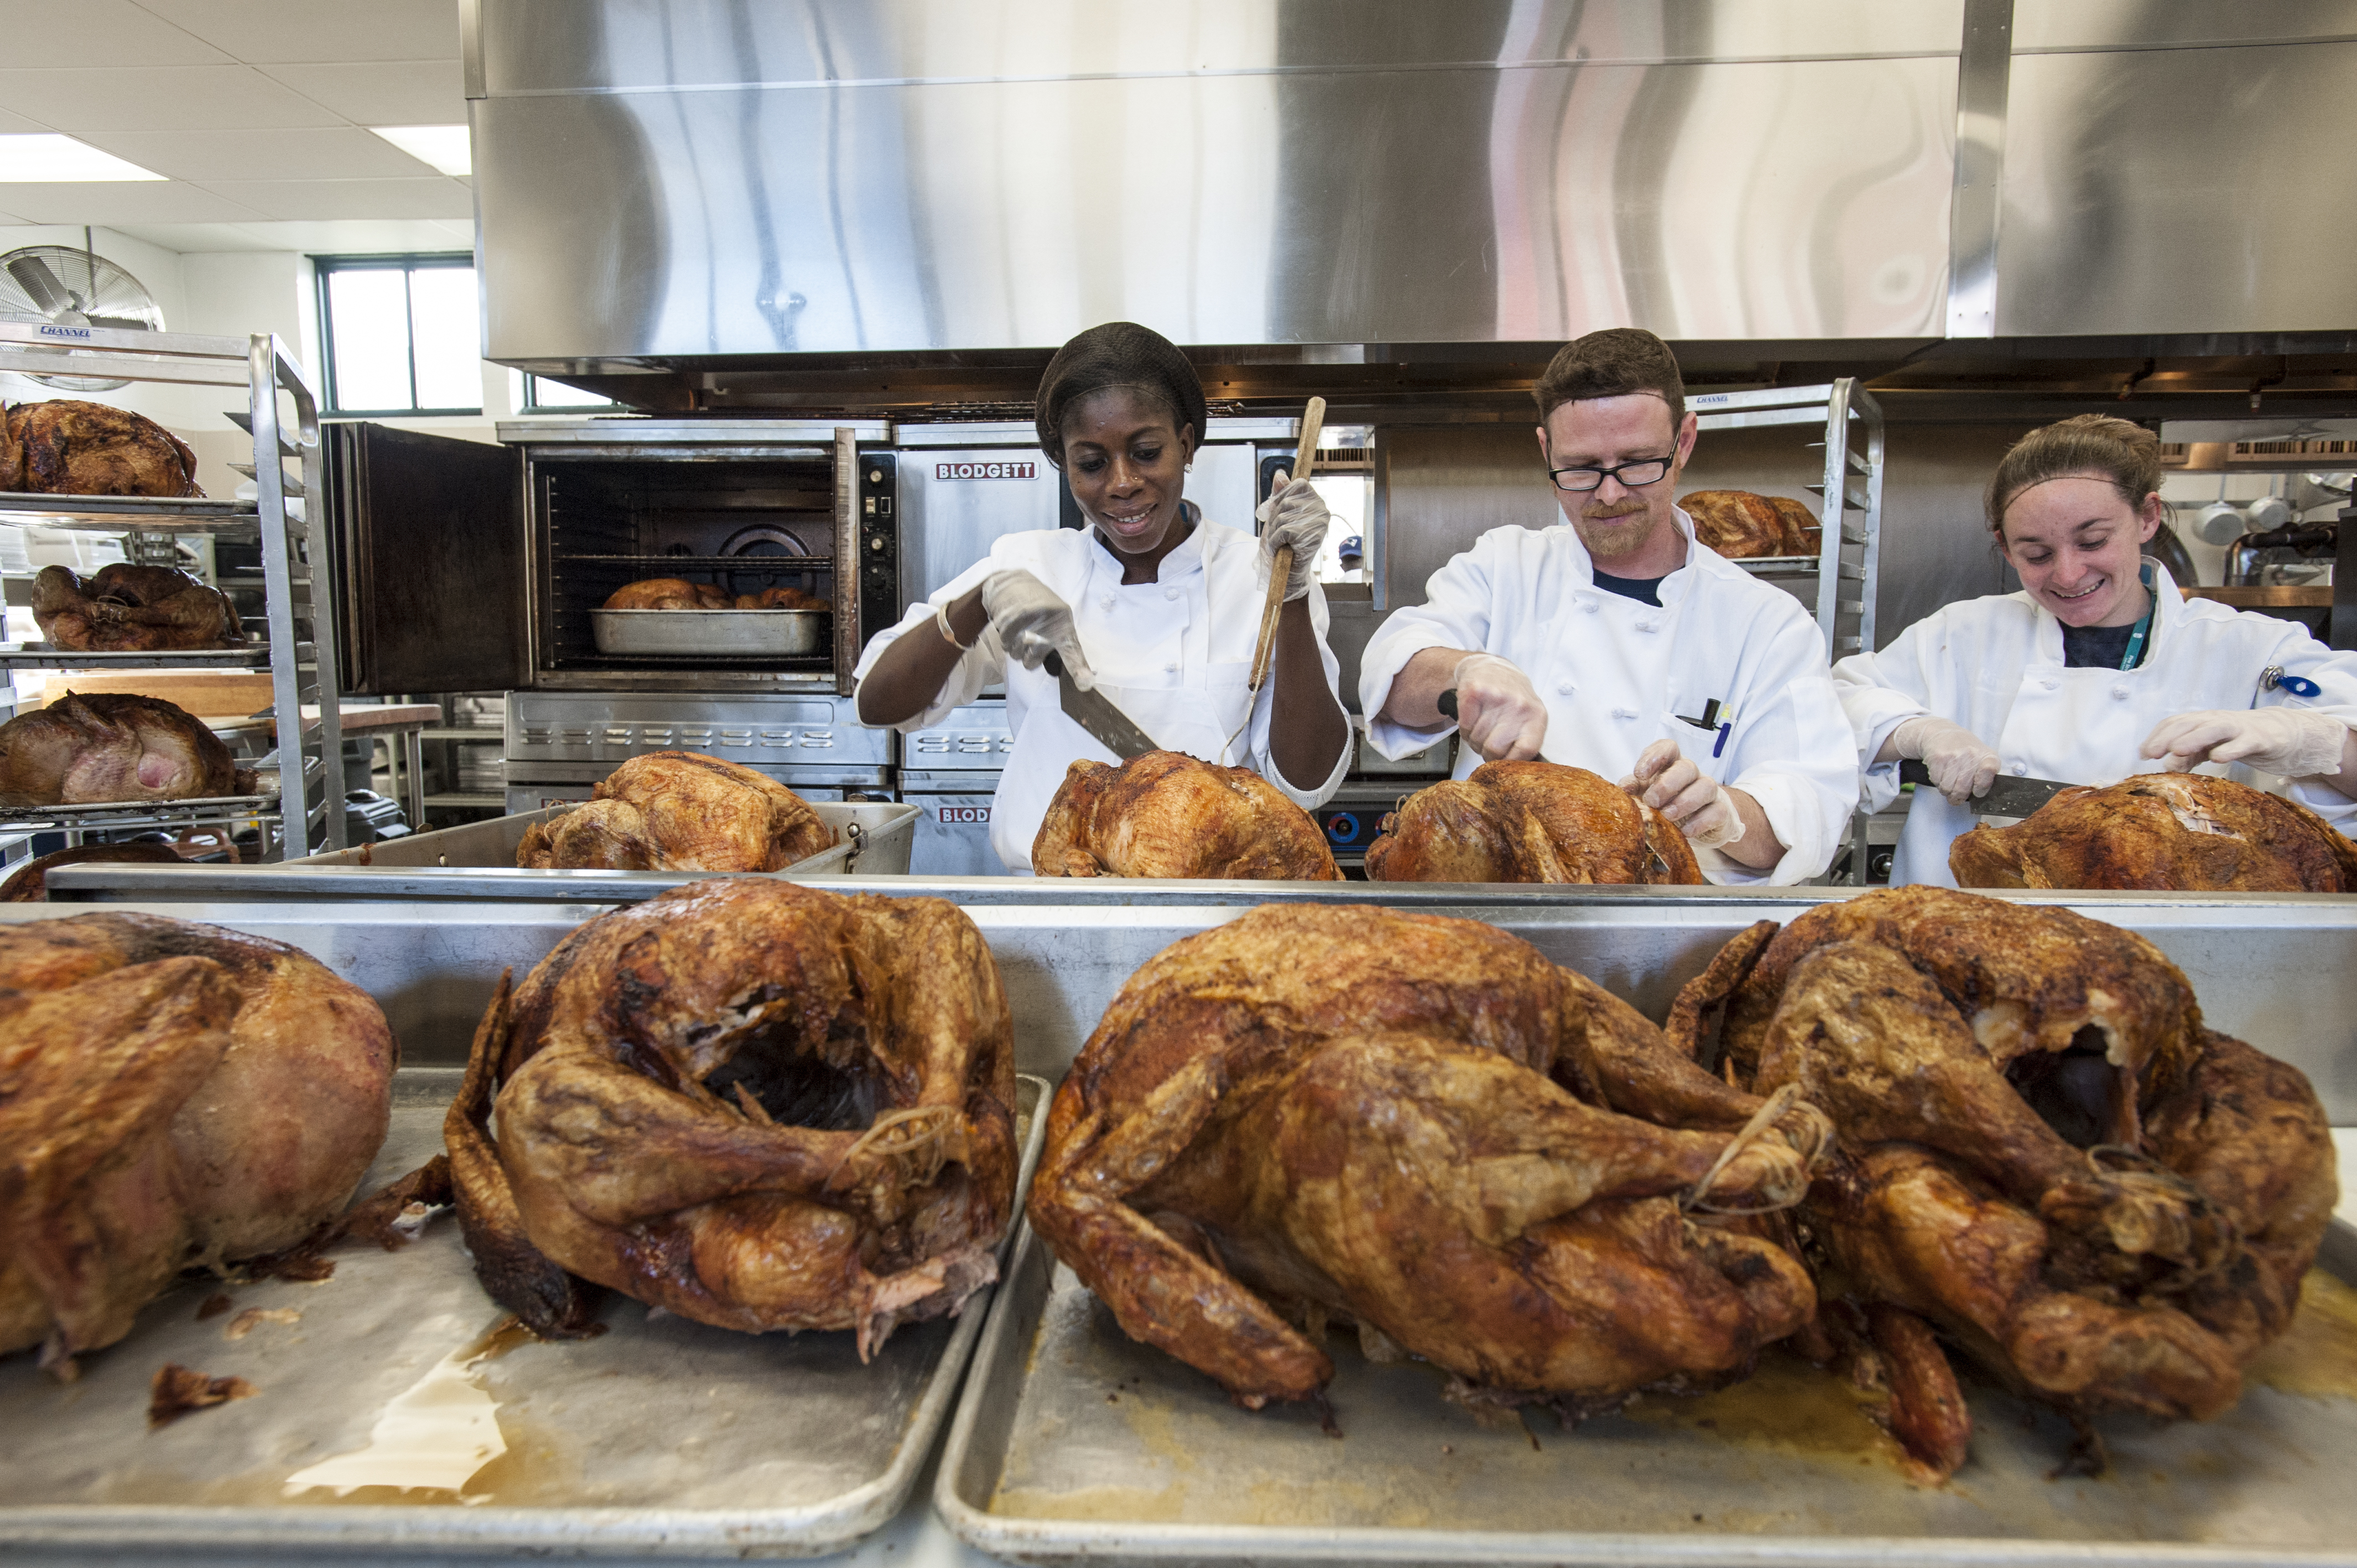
315,253,482,416
510,369,621,411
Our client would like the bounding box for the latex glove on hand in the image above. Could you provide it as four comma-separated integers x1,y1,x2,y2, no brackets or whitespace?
1893,715,2001,805
1253,471,1330,601
1450,653,1548,761
2140,708,2351,779
1619,737,1747,849
980,569,1096,689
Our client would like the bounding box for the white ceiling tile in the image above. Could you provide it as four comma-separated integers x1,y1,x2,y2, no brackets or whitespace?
259,60,466,125
131,0,462,64
193,177,474,221
0,181,270,225
230,217,477,253
0,0,230,64
79,128,437,183
0,67,342,131
106,221,282,252
0,105,51,133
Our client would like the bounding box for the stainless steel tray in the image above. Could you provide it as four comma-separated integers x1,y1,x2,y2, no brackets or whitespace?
0,492,265,532
0,1067,1048,1561
0,641,284,669
591,607,828,657
287,800,920,878
0,790,277,834
940,1219,2357,1566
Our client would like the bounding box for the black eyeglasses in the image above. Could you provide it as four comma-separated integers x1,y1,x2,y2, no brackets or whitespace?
1546,456,1672,493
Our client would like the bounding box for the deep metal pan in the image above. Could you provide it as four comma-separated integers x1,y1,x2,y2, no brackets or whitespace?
939,1217,2357,1566
590,607,827,657
0,1069,1049,1561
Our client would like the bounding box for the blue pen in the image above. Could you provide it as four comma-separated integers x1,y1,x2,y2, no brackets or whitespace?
1712,720,1731,759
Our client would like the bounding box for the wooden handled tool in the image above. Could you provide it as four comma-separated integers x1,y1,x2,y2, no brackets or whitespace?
1247,396,1326,689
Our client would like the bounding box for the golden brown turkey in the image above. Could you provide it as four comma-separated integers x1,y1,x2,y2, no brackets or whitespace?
1032,750,1341,879
2,399,202,497
1952,772,2357,891
601,578,731,610
1679,490,1820,559
445,879,1018,1354
734,586,827,610
1028,904,1832,1415
514,751,835,872
1365,760,1702,884
0,912,397,1371
1687,886,2336,1479
32,563,245,652
0,691,249,807
0,842,189,902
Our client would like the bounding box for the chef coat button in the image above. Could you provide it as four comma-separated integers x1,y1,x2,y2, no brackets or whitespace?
1163,661,1178,673
1100,595,1116,610
1163,587,1179,600
1582,599,1601,613
1612,706,1637,720
2041,678,2058,690
2011,762,2029,775
2111,684,2131,700
1636,620,1659,634
1556,679,1574,695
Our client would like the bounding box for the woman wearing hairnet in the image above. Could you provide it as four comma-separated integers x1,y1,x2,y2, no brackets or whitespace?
855,321,1350,871
1837,414,2357,886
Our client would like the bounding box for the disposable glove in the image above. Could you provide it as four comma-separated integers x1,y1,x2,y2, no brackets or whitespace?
1619,737,1747,849
1253,471,1330,601
1450,652,1548,761
2140,707,2351,779
980,569,1096,690
1893,715,2001,805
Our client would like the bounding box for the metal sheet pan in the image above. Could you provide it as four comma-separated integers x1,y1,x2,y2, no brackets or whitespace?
939,1218,2357,1567
591,608,828,657
0,1068,1047,1562
286,801,921,877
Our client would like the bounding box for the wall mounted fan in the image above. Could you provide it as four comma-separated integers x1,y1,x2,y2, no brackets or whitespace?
0,244,167,391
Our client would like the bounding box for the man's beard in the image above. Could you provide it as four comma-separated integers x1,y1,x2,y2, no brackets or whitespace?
1574,502,1659,563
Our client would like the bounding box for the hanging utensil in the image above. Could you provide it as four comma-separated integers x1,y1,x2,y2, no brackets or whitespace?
1223,397,1326,762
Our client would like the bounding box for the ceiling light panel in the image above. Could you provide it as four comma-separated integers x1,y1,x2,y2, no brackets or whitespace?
367,123,470,177
0,133,166,181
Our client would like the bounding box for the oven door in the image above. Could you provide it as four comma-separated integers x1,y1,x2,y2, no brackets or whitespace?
323,422,528,696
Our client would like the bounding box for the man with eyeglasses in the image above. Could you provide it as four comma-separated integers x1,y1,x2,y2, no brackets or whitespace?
1360,328,1856,883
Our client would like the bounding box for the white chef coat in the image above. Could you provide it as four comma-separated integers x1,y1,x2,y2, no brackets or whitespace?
1834,559,2357,888
1358,508,1856,885
853,510,1350,872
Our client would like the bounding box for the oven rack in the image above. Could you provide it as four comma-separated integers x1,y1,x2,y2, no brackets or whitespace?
0,791,279,837
0,322,349,859
553,554,832,569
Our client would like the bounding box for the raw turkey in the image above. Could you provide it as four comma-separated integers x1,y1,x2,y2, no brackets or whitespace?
0,691,250,807
514,750,835,872
1680,490,1820,559
0,912,398,1370
2,399,202,497
32,563,245,652
1032,750,1341,879
445,878,1018,1353
1692,885,2336,1478
1365,759,1702,884
1028,903,1832,1412
1951,772,2357,891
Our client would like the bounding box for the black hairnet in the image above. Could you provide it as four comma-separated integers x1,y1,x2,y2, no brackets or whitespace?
1034,322,1207,468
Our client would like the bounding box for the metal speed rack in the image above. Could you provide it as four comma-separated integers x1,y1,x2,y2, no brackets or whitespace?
0,323,347,857
1688,378,1886,657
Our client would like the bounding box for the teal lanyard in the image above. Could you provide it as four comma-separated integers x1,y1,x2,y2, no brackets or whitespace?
2116,561,2155,672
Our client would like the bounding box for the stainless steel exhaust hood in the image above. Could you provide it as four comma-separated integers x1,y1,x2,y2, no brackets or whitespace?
466,0,2357,415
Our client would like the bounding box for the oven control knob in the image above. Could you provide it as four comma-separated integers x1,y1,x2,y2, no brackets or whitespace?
869,535,888,553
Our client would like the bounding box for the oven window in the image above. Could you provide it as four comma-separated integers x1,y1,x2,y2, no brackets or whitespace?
315,252,481,417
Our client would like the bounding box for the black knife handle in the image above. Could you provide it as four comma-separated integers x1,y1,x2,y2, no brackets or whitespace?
1438,688,1458,719
1898,759,1931,787
1044,651,1065,678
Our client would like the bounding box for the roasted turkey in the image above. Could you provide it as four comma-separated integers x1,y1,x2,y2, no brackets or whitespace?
734,586,827,610
1952,772,2357,892
0,691,250,808
0,912,398,1370
0,843,187,902
446,879,1018,1353
32,563,245,652
1029,904,1832,1414
601,579,731,610
1365,760,1703,884
1692,886,2336,1478
2,399,202,497
514,751,835,872
1032,750,1341,879
1680,490,1820,559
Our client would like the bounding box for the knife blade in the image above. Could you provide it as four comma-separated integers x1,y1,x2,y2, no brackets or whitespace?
1046,651,1159,760
1900,759,2076,817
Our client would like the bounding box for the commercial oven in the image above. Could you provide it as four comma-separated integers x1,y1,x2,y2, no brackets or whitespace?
899,700,1015,875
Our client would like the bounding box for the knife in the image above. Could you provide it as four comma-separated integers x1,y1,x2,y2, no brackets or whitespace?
1045,650,1159,760
1900,759,2076,817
